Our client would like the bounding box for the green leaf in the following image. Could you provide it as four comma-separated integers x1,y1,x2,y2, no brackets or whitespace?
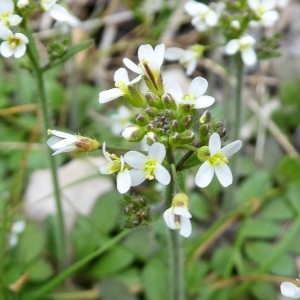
250,282,277,300
88,245,135,278
237,171,272,203
211,244,233,277
287,184,300,213
241,218,282,239
277,156,300,183
258,196,294,220
89,191,121,234
186,260,209,294
100,278,137,300
27,258,54,282
244,241,273,265
270,254,296,276
16,223,46,265
123,227,158,261
142,256,168,300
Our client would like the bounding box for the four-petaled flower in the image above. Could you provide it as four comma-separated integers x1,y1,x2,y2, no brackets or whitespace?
248,0,279,28
195,132,242,188
0,0,22,28
99,68,142,103
169,76,215,109
163,193,192,238
100,142,131,194
41,0,79,26
0,27,28,58
184,0,218,32
47,129,100,155
280,281,300,299
123,43,165,79
165,46,203,76
124,142,171,186
225,35,257,66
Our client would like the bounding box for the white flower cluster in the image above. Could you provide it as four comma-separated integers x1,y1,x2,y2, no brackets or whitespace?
165,0,288,72
48,43,242,238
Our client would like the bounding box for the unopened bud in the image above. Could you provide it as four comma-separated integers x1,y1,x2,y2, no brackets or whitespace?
199,124,209,137
126,85,146,107
145,107,158,117
170,120,179,131
122,125,145,142
178,130,195,144
162,93,177,110
212,121,225,132
169,132,179,144
146,132,157,145
136,113,150,126
197,146,209,162
145,92,163,108
199,110,211,124
181,115,193,128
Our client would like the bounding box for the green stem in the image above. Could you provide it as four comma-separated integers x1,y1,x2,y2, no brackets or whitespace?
166,147,185,300
25,230,129,300
24,19,66,268
223,54,244,211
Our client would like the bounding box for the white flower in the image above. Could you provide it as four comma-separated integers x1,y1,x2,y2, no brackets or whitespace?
276,0,289,8
99,142,131,194
163,207,192,237
110,106,132,135
169,76,215,109
123,43,165,78
41,0,80,26
195,132,242,188
0,27,28,58
225,35,257,66
99,68,142,103
280,281,300,299
248,0,279,27
165,47,200,76
0,0,22,28
47,129,99,155
17,0,30,8
184,1,218,32
124,142,171,186
47,129,80,155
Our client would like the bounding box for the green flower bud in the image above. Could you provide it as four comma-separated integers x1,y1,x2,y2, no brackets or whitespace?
146,132,157,145
162,93,177,110
122,125,145,142
199,110,211,124
197,146,209,162
145,92,163,108
169,132,180,144
145,107,158,117
199,124,210,136
212,120,225,132
136,113,150,126
126,85,145,107
181,115,193,128
178,130,195,144
170,120,179,131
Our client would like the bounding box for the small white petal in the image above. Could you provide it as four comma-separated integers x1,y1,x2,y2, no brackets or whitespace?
173,207,192,218
52,145,77,155
214,164,233,187
221,140,242,157
117,169,131,194
0,27,12,40
15,33,28,44
262,10,279,27
99,88,123,103
154,164,171,185
47,136,62,149
205,11,218,26
163,208,177,229
186,59,197,76
99,164,110,175
129,169,146,186
114,67,130,83
209,132,221,155
12,220,25,233
123,57,142,74
179,217,192,237
9,14,22,26
194,95,215,109
148,143,166,162
225,40,239,55
101,142,112,163
50,130,75,139
280,282,300,299
189,76,208,97
49,4,77,24
0,42,13,57
51,136,77,149
169,83,184,103
14,44,26,58
0,0,14,14
195,161,214,188
241,48,257,66
153,43,165,69
124,151,146,169
165,47,185,61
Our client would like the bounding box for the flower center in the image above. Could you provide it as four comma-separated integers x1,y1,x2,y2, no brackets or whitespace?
115,81,128,93
208,152,228,166
8,36,22,49
0,13,12,27
183,94,196,101
239,41,251,51
107,154,122,174
257,5,266,16
143,158,157,180
174,214,181,228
